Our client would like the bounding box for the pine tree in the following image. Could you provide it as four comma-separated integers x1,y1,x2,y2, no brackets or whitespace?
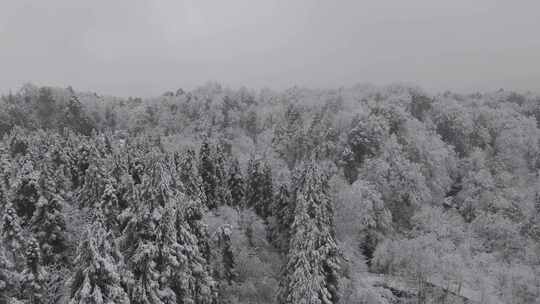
122,158,215,304
214,145,231,207
227,158,244,208
244,157,261,211
269,184,293,253
122,161,172,304
199,139,217,209
77,159,107,209
245,158,273,218
278,162,340,304
273,104,306,169
0,245,21,304
175,149,206,205
9,157,40,223
63,95,94,136
1,204,25,266
20,239,47,304
259,162,274,218
212,225,236,285
30,166,68,265
174,192,216,304
68,214,129,304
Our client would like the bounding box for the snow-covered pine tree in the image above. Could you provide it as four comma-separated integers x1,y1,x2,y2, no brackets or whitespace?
199,139,217,209
259,162,274,218
175,149,206,205
20,239,47,304
244,157,262,212
63,95,94,136
0,244,21,304
98,176,122,233
68,213,129,304
273,104,306,169
227,157,244,208
122,156,216,304
30,165,68,265
278,161,340,304
174,193,216,304
212,224,236,285
245,158,273,218
214,145,232,207
9,157,40,223
69,141,94,189
122,160,171,304
269,183,293,253
1,204,25,266
77,159,107,209
0,145,12,213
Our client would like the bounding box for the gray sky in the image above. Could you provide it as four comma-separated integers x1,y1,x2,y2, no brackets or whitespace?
1,0,540,97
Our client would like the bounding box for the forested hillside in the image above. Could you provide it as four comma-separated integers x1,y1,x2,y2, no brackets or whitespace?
1,83,540,304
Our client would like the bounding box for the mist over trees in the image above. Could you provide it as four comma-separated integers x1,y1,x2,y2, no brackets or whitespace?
0,82,540,303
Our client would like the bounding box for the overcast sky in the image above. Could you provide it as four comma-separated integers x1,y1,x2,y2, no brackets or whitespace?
1,0,540,97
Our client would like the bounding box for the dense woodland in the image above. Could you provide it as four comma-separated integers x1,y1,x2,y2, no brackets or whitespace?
0,82,539,304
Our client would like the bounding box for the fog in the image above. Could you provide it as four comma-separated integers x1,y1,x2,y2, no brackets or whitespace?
1,0,540,96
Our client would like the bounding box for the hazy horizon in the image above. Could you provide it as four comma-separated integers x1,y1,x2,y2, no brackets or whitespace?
2,1,540,97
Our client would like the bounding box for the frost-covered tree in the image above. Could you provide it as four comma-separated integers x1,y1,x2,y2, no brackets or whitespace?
227,157,244,208
212,225,236,290
244,158,273,218
1,205,25,266
174,198,216,304
244,157,261,211
175,149,206,205
199,139,217,209
123,158,215,304
62,95,94,136
31,166,68,265
20,239,47,304
362,135,430,229
273,104,306,169
268,183,293,253
68,214,129,304
342,113,389,183
214,145,232,207
0,244,21,304
259,162,274,218
278,161,340,304
9,157,40,222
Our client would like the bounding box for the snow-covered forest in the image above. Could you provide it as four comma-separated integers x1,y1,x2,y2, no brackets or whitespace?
1,83,539,304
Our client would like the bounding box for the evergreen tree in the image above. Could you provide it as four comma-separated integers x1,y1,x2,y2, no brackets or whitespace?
1,205,25,265
63,95,94,136
20,239,47,304
259,162,274,218
212,225,236,285
244,157,261,211
68,214,129,304
175,149,206,205
174,199,216,304
99,176,122,233
0,245,21,304
199,139,217,209
211,225,236,302
9,157,40,223
77,159,107,209
278,162,340,304
227,157,244,208
214,145,231,207
273,104,306,169
245,158,273,218
30,166,68,265
269,184,293,253
122,158,215,304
